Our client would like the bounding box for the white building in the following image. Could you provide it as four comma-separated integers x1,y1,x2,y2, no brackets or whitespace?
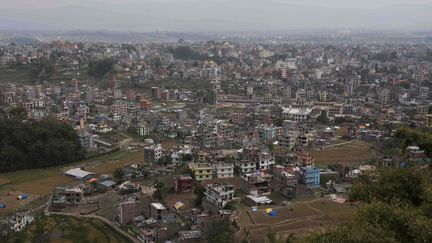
204,183,235,209
258,151,275,171
3,212,34,232
239,161,256,174
282,107,312,122
214,163,234,178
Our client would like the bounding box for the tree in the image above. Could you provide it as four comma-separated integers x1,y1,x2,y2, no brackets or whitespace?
0,117,85,172
202,219,234,243
32,217,48,243
113,168,125,182
88,58,114,78
194,182,205,206
153,180,166,201
8,107,27,120
317,111,329,125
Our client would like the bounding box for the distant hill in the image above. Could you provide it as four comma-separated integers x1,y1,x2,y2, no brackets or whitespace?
0,36,40,45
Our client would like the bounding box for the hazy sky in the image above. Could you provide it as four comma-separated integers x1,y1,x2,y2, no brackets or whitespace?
1,0,431,31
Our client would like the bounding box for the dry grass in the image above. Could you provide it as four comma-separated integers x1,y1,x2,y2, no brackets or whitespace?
0,189,40,216
236,199,357,242
0,177,10,186
312,140,376,166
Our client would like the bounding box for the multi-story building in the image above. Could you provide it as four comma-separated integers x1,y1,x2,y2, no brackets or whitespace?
238,160,256,174
299,167,320,188
214,163,234,178
118,198,141,225
204,183,235,209
149,202,176,223
174,175,194,193
240,173,272,196
188,163,213,181
144,144,163,163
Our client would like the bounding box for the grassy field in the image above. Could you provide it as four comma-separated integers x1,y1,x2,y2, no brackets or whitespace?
0,150,143,198
10,215,134,243
236,198,356,242
312,140,376,167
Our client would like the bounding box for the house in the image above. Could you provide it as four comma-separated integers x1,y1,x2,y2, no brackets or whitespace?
64,168,95,180
52,186,84,206
149,203,176,223
179,231,201,243
282,107,312,122
174,175,194,193
240,173,272,196
214,163,234,178
257,151,275,171
138,228,157,243
295,151,315,166
299,167,320,188
244,195,272,206
188,163,213,181
203,183,235,211
238,160,256,174
118,198,141,225
144,144,163,163
1,212,34,232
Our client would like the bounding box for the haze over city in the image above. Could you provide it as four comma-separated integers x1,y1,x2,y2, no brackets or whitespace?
1,0,432,32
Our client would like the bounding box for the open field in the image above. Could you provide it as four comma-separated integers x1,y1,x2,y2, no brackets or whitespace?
311,140,376,167
0,150,143,216
10,215,134,243
235,198,356,241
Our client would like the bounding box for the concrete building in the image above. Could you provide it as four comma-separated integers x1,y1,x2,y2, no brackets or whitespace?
204,183,235,209
149,203,176,223
174,175,194,193
214,163,234,178
299,167,320,188
188,163,213,181
144,144,163,163
118,198,141,225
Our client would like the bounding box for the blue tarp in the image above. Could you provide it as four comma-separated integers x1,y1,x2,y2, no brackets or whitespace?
269,211,277,217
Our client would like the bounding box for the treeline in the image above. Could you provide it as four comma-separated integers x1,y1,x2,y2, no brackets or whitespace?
0,110,85,172
88,58,114,78
168,46,205,60
309,168,432,242
394,126,432,156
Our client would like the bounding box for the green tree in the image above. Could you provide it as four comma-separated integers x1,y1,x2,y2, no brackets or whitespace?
202,219,235,243
194,182,205,206
88,58,114,78
317,111,329,125
113,168,125,182
153,180,166,201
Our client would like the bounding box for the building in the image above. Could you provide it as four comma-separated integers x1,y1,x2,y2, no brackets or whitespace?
1,212,34,232
282,107,312,122
240,173,271,196
149,203,176,223
296,151,315,166
144,144,163,163
52,186,84,206
188,163,213,181
174,175,194,193
299,167,320,188
118,198,141,225
204,183,235,209
238,160,256,174
257,151,275,171
214,163,234,178
261,125,277,140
